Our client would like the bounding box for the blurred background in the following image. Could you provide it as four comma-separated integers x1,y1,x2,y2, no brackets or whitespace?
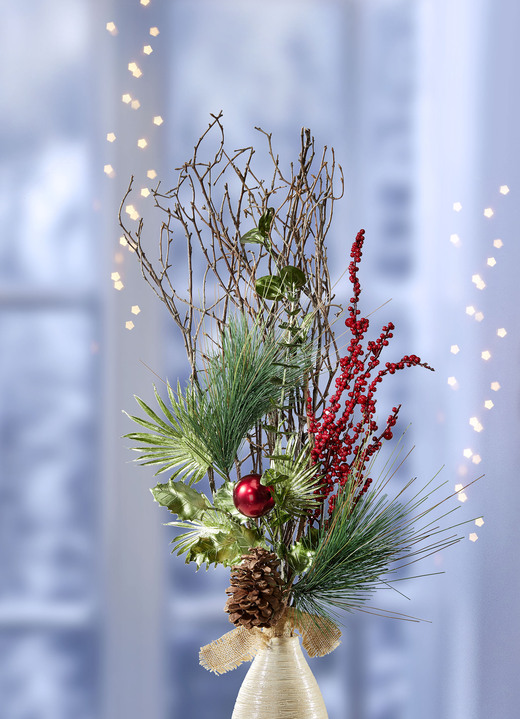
1,0,519,717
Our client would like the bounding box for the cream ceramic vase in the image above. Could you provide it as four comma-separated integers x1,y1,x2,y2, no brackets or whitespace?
231,634,328,719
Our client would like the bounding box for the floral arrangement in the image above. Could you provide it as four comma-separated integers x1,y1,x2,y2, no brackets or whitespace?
120,114,476,672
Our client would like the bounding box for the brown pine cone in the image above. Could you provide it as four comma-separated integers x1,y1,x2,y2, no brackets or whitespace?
224,547,286,630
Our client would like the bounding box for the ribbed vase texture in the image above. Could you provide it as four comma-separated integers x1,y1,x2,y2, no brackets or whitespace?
231,635,328,719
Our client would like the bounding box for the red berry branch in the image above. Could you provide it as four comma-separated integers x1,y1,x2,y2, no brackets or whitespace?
306,229,434,513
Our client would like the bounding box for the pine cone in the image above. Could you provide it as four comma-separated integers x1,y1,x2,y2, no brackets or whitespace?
224,547,286,630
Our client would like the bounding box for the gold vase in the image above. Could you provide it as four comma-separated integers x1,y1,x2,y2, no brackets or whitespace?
231,634,328,719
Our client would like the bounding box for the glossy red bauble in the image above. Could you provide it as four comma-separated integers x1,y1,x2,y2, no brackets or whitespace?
233,474,275,518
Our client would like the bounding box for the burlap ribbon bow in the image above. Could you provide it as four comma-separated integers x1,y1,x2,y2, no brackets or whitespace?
199,608,341,674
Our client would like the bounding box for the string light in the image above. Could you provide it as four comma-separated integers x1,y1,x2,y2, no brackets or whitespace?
125,321,135,330
481,350,491,361
131,305,141,315
472,274,486,290
484,400,494,410
450,345,460,354
487,257,496,267
131,99,141,110
128,62,143,78
463,448,473,459
453,202,462,212
150,27,160,36
153,115,164,126
499,185,510,195
137,138,148,149
140,188,150,197
475,517,485,527
466,305,475,316
122,93,132,104
474,311,484,322
469,533,478,542
114,281,124,291
147,169,157,179
449,233,461,247
104,164,115,178
497,328,507,338
493,238,503,248
472,455,481,464
483,208,494,218
143,45,153,55
490,381,501,391
107,132,116,142
106,21,118,35
447,376,458,388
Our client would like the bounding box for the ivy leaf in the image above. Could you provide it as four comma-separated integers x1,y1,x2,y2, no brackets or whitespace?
279,265,306,289
151,480,211,520
258,207,275,236
255,275,285,300
240,228,267,245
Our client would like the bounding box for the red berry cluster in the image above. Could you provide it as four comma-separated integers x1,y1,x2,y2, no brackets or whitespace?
307,229,434,514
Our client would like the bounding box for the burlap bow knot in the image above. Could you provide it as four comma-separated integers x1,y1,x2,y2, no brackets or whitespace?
199,608,341,674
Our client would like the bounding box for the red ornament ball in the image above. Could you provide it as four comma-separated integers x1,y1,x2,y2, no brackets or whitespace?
233,474,275,518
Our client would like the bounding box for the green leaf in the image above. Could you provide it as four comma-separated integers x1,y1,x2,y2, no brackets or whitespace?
258,207,275,236
287,540,316,575
167,517,263,569
255,275,285,300
151,480,211,520
240,228,267,245
279,265,306,288
213,482,244,521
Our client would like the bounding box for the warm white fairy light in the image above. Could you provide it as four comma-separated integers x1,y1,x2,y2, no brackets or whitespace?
475,311,484,322
450,344,460,354
481,350,491,361
114,280,124,291
141,188,150,197
143,45,153,55
111,272,120,281
131,99,141,110
475,517,485,527
484,208,494,218
463,448,473,459
447,376,458,388
140,0,150,5
107,132,116,142
469,533,478,542
125,205,140,221
106,21,118,35
115,252,124,265
497,327,507,338
119,236,128,247
484,400,494,410
472,274,486,290
450,233,461,246
104,164,115,178
150,26,160,36
499,185,510,195
128,62,143,79
490,381,501,391
472,454,482,465
131,305,141,315
153,115,163,126
469,417,483,433
137,138,148,149
125,320,135,330
487,257,496,267
147,169,157,179
453,202,462,212
122,93,132,104
466,305,475,316
493,238,503,248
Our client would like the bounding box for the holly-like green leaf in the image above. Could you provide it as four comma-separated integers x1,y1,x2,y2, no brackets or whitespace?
151,480,211,520
168,516,263,570
255,275,285,300
213,482,244,521
287,540,316,575
279,265,306,288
